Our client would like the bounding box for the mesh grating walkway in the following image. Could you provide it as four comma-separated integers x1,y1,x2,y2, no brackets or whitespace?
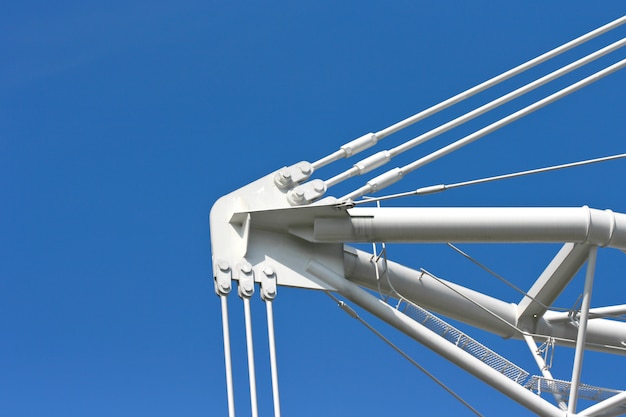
525,376,624,402
401,301,530,383
397,300,624,403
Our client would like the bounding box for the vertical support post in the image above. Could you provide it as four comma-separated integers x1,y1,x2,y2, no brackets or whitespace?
215,260,236,417
261,266,282,417
238,262,259,417
568,245,598,414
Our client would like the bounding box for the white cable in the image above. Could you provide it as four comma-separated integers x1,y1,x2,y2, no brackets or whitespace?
419,268,526,337
326,37,626,189
403,58,626,174
325,292,484,417
310,15,626,170
341,57,626,201
220,295,236,417
266,301,282,417
349,153,626,205
446,243,558,312
243,297,259,417
375,16,626,140
389,37,626,157
414,267,625,354
434,154,626,193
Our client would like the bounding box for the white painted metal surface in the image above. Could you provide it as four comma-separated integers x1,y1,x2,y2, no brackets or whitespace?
210,15,626,417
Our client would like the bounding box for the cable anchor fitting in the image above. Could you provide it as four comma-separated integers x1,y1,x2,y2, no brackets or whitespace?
214,259,232,296
238,261,255,299
260,265,277,301
340,132,379,157
287,179,327,205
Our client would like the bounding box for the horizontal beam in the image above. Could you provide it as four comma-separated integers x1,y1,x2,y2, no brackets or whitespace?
312,207,626,249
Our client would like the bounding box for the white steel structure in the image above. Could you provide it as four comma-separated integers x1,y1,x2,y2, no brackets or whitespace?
210,16,626,417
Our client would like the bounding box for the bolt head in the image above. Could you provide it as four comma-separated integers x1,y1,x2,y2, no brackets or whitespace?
217,260,230,272
241,263,252,274
263,266,274,276
313,181,324,192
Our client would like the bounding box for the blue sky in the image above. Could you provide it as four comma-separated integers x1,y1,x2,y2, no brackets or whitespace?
2,2,625,416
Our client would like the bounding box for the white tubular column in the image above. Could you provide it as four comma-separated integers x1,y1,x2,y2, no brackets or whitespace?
261,266,282,417
568,245,598,414
307,261,564,417
238,262,259,417
215,260,236,417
